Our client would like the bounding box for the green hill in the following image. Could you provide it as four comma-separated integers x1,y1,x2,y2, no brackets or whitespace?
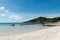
25,17,60,24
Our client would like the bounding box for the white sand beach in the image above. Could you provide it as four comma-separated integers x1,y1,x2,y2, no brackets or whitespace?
0,25,60,40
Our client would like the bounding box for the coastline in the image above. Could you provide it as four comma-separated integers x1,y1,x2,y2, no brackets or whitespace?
0,25,60,40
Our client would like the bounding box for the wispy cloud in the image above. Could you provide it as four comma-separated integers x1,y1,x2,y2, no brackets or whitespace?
0,6,5,11
0,6,9,12
4,10,9,13
0,6,23,21
0,6,9,16
0,13,7,16
8,15,22,20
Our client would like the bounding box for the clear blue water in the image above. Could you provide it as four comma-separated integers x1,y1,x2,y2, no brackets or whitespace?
0,23,47,36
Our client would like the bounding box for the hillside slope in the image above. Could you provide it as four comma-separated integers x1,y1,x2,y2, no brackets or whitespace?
26,17,60,24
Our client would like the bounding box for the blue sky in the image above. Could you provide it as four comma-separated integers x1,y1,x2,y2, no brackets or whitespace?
0,0,60,22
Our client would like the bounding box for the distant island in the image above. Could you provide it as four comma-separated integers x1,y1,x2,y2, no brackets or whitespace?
24,17,60,25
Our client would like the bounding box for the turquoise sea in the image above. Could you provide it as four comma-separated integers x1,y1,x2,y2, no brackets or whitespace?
0,23,48,36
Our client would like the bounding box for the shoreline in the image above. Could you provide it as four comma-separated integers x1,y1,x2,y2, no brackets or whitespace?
0,25,56,37
0,25,60,40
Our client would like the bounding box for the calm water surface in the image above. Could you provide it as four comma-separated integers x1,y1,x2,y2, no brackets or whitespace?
0,23,48,36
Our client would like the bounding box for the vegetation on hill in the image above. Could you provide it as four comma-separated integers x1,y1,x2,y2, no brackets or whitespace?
25,17,60,25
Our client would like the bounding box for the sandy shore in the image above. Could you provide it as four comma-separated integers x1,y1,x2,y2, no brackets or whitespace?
0,26,60,40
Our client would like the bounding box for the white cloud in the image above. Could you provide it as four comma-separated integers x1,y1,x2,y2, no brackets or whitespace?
0,13,8,16
4,10,9,13
0,14,6,16
0,6,23,21
0,6,5,11
0,6,9,13
8,15,22,20
0,6,9,16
